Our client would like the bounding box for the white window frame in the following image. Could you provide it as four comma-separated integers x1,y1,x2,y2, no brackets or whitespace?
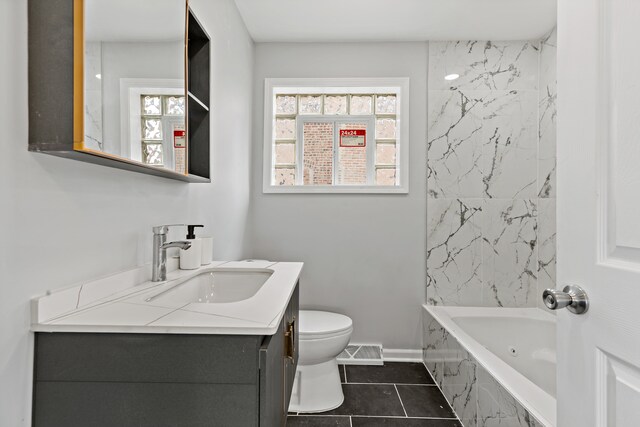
263,78,410,194
296,115,376,186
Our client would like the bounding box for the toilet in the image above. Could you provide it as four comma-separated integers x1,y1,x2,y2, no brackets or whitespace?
289,310,353,413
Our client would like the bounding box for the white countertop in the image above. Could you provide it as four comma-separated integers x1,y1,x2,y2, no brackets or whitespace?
31,261,303,335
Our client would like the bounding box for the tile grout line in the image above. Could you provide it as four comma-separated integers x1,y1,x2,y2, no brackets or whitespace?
75,284,83,309
143,303,191,326
421,360,464,425
288,415,349,418
289,364,457,424
350,415,459,420
45,276,187,324
394,384,409,418
288,415,459,420
176,305,267,324
343,382,437,386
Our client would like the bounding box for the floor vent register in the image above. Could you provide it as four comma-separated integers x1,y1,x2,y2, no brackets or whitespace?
337,344,383,366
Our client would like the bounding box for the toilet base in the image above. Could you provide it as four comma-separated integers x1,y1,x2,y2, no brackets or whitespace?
288,358,344,413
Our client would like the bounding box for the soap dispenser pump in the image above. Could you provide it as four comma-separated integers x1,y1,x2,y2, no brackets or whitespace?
186,224,204,240
180,224,204,270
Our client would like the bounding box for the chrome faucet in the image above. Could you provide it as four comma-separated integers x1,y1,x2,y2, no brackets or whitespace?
152,225,192,282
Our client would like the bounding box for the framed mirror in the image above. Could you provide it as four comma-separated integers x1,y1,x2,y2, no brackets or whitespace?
28,0,211,182
83,0,187,173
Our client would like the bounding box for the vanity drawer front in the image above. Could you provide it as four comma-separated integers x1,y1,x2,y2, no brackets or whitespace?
33,381,258,427
35,333,260,384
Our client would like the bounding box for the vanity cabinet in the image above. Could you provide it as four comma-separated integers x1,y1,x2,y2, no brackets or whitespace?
32,284,299,427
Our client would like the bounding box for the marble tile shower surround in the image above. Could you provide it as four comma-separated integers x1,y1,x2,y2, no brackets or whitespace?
536,30,558,312
427,32,557,308
538,30,557,199
423,310,545,427
84,42,104,151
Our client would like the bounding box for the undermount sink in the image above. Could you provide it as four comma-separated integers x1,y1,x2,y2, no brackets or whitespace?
146,269,273,304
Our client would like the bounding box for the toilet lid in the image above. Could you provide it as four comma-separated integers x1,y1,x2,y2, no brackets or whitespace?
298,310,352,338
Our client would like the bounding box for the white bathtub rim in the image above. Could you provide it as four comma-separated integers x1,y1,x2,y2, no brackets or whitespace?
423,304,556,427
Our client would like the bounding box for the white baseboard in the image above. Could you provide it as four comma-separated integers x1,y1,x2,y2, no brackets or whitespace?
383,348,423,362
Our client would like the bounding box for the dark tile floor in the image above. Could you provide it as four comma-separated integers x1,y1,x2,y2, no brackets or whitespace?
287,363,462,427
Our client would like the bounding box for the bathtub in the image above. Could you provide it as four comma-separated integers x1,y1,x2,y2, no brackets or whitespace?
422,305,556,427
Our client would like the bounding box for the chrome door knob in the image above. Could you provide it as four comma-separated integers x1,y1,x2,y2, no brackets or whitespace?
542,285,589,314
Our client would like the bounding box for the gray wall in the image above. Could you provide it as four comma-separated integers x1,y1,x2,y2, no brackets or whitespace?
0,0,254,424
249,42,428,350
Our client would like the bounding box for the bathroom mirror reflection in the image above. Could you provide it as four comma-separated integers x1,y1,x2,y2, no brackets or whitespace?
83,0,187,174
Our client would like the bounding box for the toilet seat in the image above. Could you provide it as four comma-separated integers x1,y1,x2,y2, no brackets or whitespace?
298,310,353,340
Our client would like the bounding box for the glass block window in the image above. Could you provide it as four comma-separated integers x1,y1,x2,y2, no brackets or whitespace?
299,95,323,115
143,119,163,140
276,95,297,115
143,143,164,166
375,95,397,114
139,94,186,167
143,96,162,115
324,95,348,115
275,119,296,139
266,81,405,193
350,95,373,115
165,96,185,115
275,167,296,185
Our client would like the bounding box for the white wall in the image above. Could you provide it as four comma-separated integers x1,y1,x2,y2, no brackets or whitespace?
0,0,254,424
249,43,428,350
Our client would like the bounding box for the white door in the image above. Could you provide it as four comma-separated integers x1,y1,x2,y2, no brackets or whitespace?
557,0,640,426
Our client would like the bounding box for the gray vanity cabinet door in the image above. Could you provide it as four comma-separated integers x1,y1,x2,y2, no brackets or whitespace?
259,283,299,427
259,317,286,427
33,382,258,427
33,333,262,427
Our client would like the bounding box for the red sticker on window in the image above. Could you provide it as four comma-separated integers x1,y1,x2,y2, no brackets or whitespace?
174,129,186,148
340,129,366,147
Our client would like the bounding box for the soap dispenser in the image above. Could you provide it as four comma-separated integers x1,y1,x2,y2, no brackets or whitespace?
180,224,203,270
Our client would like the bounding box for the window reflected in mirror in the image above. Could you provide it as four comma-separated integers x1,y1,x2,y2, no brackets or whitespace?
140,94,186,172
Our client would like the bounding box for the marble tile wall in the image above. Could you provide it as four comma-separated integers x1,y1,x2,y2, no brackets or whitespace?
427,31,557,308
536,29,557,311
85,42,104,151
423,309,544,427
